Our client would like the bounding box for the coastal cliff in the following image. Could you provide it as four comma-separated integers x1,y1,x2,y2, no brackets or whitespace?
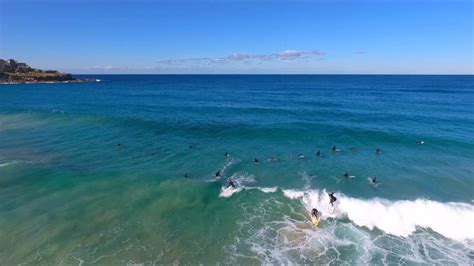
0,59,95,84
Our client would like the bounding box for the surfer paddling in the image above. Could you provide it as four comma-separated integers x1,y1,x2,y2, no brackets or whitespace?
369,177,379,185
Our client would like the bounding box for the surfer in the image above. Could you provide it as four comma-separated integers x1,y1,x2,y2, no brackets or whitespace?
227,178,235,188
225,152,229,157
215,170,221,178
298,153,305,159
316,150,321,157
332,145,337,152
375,148,381,155
343,172,349,178
311,208,319,218
328,192,337,206
115,143,122,148
188,144,193,149
416,140,425,145
184,173,188,178
253,158,259,164
371,177,378,185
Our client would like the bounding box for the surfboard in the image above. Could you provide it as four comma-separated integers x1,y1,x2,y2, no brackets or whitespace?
328,204,336,214
311,216,320,227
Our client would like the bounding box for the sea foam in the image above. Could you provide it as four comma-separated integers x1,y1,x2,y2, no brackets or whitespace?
282,189,474,241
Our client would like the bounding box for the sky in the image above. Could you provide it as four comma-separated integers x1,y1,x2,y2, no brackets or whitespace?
0,0,472,74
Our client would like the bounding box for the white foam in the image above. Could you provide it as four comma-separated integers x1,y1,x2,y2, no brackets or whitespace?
258,187,278,193
282,189,474,241
220,157,239,177
0,161,19,167
227,172,257,186
282,189,305,199
219,186,243,198
219,172,277,197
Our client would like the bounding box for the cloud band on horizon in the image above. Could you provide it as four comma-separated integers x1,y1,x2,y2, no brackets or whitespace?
155,49,326,66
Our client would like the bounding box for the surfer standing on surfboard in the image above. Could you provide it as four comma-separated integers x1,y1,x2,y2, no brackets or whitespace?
329,192,337,206
227,178,235,188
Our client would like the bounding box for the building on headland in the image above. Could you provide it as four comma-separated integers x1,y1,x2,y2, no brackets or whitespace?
0,59,32,72
0,59,7,72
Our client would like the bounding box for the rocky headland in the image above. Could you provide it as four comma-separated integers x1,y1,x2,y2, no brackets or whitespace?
0,59,96,84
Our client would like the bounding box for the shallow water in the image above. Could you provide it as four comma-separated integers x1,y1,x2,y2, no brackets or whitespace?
0,75,473,264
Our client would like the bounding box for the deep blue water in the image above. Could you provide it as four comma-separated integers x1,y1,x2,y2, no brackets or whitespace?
0,75,473,264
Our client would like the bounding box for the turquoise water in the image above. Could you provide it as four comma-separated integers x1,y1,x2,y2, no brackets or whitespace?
0,75,473,264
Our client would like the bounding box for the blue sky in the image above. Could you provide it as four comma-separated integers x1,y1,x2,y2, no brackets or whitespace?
0,0,472,74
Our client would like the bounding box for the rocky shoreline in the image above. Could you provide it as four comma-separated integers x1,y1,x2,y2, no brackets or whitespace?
0,59,98,84
0,78,99,85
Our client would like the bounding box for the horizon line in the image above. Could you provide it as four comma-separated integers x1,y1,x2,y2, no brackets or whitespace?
72,73,474,76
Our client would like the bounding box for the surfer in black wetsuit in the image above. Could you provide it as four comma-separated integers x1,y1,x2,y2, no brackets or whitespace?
253,158,259,164
316,150,321,157
311,208,318,218
329,192,337,206
343,172,349,178
225,152,229,157
215,170,221,178
371,177,378,184
227,178,235,188
332,145,337,152
375,148,381,155
184,173,188,178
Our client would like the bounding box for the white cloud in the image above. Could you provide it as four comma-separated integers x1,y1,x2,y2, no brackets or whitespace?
155,49,326,65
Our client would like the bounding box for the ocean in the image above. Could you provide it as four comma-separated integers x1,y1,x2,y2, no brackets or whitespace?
0,75,473,264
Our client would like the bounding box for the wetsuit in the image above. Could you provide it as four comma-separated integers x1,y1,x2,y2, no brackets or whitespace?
329,192,337,206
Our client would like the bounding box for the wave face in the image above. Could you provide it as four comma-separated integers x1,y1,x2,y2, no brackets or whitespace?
1,75,473,264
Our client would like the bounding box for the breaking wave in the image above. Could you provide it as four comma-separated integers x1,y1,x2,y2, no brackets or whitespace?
282,189,474,241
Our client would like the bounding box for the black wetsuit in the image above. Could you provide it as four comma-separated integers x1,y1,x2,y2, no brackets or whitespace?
329,192,337,206
227,180,235,188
